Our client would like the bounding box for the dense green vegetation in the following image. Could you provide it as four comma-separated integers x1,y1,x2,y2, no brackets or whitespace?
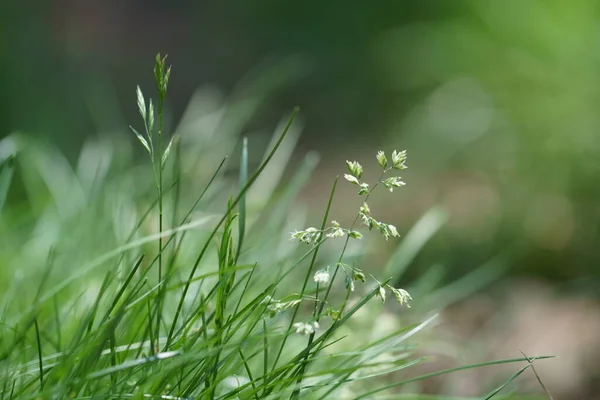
0,56,554,399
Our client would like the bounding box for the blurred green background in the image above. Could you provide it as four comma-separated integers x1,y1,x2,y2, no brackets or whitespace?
3,0,598,288
3,0,600,397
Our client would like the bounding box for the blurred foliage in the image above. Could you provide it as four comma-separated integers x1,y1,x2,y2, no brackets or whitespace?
374,0,600,287
2,0,600,290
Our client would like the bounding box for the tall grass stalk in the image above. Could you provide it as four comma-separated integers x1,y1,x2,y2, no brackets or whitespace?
0,55,556,400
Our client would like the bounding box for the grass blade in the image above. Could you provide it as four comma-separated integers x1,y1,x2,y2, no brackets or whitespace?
237,136,248,263
383,206,448,279
272,176,338,373
354,356,555,399
166,107,299,348
33,319,43,390
86,351,182,380
483,364,531,399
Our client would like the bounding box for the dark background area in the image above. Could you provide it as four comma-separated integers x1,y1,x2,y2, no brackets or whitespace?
1,1,456,149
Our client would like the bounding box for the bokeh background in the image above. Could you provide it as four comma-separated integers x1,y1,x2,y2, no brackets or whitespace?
3,0,600,398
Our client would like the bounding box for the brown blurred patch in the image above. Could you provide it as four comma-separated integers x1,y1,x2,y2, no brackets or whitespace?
409,279,600,399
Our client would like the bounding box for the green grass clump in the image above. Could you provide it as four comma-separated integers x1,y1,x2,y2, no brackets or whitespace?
0,55,553,400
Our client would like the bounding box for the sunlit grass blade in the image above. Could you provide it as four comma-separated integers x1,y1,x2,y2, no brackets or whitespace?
86,350,182,380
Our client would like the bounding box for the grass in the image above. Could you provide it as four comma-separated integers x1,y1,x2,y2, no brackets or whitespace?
0,55,554,399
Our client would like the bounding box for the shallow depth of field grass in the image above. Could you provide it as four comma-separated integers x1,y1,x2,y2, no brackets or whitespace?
0,55,553,400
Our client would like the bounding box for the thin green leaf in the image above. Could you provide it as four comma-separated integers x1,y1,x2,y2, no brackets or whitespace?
161,135,175,169
249,151,320,241
353,356,555,400
86,351,182,380
237,136,248,263
166,107,299,348
130,126,151,154
33,319,43,390
520,350,555,400
383,206,448,278
308,358,424,389
272,176,338,373
422,250,510,310
238,349,260,400
99,255,145,325
239,280,392,400
483,364,531,399
136,85,146,120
